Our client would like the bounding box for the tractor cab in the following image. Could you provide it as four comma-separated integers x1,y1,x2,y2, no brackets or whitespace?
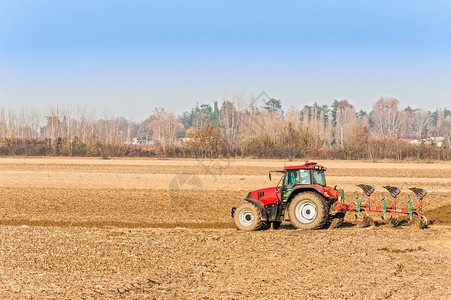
268,162,331,202
280,163,327,200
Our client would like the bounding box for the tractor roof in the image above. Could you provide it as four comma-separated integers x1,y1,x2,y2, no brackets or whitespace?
283,162,327,171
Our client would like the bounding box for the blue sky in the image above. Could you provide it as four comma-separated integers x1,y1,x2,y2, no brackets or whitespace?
1,0,450,120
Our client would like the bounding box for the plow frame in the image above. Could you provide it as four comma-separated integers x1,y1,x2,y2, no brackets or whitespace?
333,185,428,226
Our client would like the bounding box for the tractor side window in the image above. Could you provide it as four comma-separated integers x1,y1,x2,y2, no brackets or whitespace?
312,170,326,186
284,170,299,188
299,169,311,185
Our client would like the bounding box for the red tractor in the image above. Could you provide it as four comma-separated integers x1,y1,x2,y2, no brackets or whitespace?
231,162,427,230
232,162,341,230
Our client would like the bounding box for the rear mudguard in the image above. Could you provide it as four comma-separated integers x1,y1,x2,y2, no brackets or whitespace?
287,185,334,202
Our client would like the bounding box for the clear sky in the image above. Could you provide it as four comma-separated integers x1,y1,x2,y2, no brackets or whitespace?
1,0,450,120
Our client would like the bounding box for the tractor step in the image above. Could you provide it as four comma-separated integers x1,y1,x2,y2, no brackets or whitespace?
231,207,237,218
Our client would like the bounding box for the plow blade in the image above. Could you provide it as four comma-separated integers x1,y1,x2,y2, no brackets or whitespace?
334,185,428,229
409,187,427,200
356,184,375,197
383,186,401,198
358,214,373,228
389,216,401,227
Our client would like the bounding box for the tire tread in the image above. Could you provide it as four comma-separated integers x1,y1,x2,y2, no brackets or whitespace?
233,202,263,231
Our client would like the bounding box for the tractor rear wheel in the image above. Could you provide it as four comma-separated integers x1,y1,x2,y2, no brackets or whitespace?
288,192,329,230
233,202,263,231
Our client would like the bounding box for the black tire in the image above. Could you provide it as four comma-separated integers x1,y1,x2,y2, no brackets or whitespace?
288,192,329,230
261,222,271,230
233,202,263,231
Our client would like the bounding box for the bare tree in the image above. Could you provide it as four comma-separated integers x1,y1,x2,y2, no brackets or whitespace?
148,107,184,155
287,106,300,129
371,97,401,137
412,109,430,139
331,100,358,147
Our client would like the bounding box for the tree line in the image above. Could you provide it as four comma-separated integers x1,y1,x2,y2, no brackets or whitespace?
1,96,450,160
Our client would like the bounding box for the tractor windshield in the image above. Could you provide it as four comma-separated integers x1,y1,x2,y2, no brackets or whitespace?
312,170,326,186
284,169,311,188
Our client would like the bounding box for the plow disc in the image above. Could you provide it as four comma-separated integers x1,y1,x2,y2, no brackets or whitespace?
334,185,428,229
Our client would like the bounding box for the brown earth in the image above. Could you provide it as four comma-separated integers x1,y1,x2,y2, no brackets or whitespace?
0,158,450,298
427,204,451,225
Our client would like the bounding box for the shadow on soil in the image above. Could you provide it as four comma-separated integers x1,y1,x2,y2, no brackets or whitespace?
0,220,236,229
2,204,449,229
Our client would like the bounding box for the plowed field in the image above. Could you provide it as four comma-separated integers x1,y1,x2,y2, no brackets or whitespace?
0,158,450,298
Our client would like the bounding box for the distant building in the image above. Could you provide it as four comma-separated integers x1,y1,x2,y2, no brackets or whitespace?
400,138,415,143
180,137,193,144
407,137,445,148
432,137,445,148
132,137,153,145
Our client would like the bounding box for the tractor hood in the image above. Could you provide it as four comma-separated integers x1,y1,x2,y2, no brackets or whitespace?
247,187,279,205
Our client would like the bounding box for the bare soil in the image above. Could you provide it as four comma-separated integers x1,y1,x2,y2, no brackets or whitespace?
0,158,450,298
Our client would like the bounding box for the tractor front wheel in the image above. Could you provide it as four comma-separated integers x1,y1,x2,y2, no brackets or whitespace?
233,202,263,231
288,192,329,230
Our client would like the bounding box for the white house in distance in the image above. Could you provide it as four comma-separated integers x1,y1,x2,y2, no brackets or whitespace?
407,137,445,148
